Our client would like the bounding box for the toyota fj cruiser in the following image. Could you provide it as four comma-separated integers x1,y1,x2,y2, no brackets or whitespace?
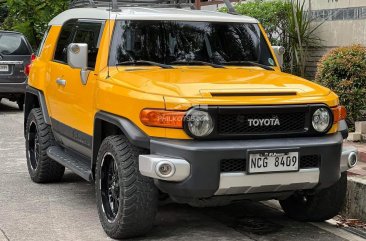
24,0,358,239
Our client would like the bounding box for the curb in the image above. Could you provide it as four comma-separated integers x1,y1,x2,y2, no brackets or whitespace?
341,145,366,222
342,176,366,222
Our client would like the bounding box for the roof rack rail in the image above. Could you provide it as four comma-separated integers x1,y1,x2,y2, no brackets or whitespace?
69,0,194,11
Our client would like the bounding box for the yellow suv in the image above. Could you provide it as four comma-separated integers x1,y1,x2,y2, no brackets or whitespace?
24,1,358,239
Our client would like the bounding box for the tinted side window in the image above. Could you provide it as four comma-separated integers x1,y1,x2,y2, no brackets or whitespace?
54,20,76,63
0,33,31,55
73,21,103,69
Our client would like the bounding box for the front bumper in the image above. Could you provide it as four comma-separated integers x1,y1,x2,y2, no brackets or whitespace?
140,132,356,199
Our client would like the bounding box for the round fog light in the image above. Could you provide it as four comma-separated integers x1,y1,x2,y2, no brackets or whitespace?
312,108,331,133
155,161,176,178
348,152,358,168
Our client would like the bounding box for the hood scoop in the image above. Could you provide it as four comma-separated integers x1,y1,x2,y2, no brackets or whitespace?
201,89,298,97
210,91,297,97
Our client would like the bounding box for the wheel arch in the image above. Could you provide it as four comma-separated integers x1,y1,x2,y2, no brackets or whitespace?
24,86,51,136
92,111,150,176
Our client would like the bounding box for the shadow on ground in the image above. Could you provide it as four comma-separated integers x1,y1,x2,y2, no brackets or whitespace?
0,99,22,112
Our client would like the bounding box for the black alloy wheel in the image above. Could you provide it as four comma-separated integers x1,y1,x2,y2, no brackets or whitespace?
27,120,40,170
100,153,120,222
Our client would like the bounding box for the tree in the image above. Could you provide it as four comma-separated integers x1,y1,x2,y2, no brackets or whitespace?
2,0,68,48
220,0,322,78
0,0,8,26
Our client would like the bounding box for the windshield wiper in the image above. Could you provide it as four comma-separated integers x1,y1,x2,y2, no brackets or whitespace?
221,61,274,71
116,60,174,69
171,60,225,69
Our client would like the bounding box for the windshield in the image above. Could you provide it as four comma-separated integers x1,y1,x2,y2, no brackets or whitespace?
0,33,30,56
109,20,276,67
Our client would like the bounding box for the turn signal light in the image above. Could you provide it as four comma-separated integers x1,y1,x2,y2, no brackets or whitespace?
332,106,347,123
140,109,185,128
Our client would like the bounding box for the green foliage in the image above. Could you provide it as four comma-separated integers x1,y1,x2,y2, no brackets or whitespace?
221,0,291,46
220,0,322,78
315,45,366,125
288,0,322,77
1,0,68,47
0,0,8,26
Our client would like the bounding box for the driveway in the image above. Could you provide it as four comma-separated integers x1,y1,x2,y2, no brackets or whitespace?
0,99,363,241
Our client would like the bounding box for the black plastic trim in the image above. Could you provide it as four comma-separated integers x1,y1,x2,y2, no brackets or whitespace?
92,111,150,172
47,146,92,181
151,132,343,198
25,86,51,124
51,117,93,149
183,104,334,140
94,111,150,149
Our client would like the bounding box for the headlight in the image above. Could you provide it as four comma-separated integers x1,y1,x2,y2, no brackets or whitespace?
185,110,214,137
312,108,331,133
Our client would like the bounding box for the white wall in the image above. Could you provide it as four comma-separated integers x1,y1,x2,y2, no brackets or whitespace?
306,0,366,47
306,0,366,10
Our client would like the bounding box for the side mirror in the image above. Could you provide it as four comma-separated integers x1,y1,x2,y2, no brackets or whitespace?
67,43,90,85
272,46,285,68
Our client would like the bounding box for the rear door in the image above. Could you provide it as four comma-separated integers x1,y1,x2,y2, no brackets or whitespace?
0,32,33,83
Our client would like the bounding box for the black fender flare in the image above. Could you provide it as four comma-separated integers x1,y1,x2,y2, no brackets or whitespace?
24,86,51,135
92,111,150,168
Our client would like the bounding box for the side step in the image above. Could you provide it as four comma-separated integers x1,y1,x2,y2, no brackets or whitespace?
47,146,93,182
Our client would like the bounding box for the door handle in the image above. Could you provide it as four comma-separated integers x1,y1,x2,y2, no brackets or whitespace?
56,78,66,86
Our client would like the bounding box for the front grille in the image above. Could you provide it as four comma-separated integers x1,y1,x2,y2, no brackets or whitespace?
221,159,246,172
220,155,321,173
218,112,306,135
300,155,321,169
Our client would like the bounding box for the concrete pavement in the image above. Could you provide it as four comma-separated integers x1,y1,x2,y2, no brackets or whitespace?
0,99,364,241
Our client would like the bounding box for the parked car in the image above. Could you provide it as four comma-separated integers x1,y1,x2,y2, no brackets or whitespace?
24,0,358,239
0,31,33,110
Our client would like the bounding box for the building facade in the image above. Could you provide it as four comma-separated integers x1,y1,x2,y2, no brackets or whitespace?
304,0,366,78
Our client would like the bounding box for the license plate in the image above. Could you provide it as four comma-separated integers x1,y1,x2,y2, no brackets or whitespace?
248,150,299,174
0,65,9,72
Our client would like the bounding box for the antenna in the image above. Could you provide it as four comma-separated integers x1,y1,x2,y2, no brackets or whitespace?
107,0,112,79
222,0,238,15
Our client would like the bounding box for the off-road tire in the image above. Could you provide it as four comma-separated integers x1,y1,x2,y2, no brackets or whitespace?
280,172,347,222
26,108,65,183
95,135,158,239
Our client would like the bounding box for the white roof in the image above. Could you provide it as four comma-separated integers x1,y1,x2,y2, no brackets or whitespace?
49,7,259,26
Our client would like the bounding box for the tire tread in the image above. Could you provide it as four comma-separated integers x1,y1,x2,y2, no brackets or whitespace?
95,135,158,239
280,172,347,222
26,108,65,183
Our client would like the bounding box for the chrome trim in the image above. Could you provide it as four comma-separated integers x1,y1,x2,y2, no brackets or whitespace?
139,155,190,182
341,145,358,172
0,61,24,64
215,168,320,195
56,78,67,86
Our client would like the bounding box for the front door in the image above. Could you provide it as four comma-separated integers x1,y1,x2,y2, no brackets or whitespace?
47,19,104,157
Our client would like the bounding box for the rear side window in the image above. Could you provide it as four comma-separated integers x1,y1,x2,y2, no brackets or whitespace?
0,33,31,55
54,20,77,63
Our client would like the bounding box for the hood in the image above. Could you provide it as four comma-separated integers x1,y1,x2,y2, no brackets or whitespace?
109,67,331,98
